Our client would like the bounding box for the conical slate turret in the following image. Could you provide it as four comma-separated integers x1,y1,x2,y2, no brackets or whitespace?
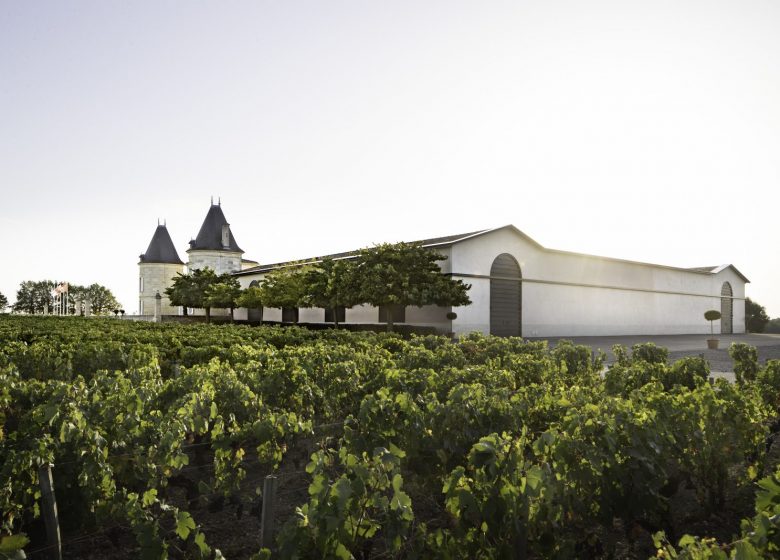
189,204,243,252
139,224,184,264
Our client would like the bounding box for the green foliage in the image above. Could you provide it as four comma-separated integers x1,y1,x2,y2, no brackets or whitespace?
353,242,471,330
0,316,775,558
667,356,710,389
745,297,770,333
756,360,780,412
631,342,669,364
235,285,264,311
256,265,309,310
165,268,230,321
204,278,242,321
13,280,56,314
550,339,603,380
729,342,760,384
278,446,413,559
300,258,358,327
0,292,8,313
436,431,565,558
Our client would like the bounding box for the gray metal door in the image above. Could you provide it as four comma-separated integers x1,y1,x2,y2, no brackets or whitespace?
721,282,733,334
490,254,522,337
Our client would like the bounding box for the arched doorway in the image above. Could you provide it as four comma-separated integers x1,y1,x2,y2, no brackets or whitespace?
247,280,263,323
490,254,522,337
721,282,733,334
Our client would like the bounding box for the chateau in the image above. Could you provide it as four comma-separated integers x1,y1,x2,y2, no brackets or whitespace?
139,202,748,336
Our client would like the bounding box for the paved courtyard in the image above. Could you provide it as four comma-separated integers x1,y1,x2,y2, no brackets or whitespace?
528,333,780,380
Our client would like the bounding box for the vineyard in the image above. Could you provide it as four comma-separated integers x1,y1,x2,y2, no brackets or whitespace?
1,316,780,559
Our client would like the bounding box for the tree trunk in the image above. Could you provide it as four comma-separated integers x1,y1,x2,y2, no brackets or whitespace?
183,306,189,316
205,307,211,324
230,307,235,323
386,308,394,332
333,307,339,329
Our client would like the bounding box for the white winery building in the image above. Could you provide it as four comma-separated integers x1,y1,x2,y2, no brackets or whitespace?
139,203,748,337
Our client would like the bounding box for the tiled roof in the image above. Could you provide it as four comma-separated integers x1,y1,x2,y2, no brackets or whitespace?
139,225,184,265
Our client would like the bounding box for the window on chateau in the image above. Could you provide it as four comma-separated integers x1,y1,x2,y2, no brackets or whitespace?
140,277,144,292
378,304,406,323
282,307,299,323
324,306,346,323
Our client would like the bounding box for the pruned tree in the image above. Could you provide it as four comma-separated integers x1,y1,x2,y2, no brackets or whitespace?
236,285,265,324
204,278,242,322
0,291,8,313
166,268,224,321
301,258,358,328
353,242,471,331
258,266,309,312
704,310,721,336
165,273,198,316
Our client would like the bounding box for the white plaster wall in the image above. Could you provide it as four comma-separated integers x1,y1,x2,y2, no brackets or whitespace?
264,307,282,322
449,228,748,337
299,307,323,323
452,277,490,336
139,263,184,315
346,304,378,323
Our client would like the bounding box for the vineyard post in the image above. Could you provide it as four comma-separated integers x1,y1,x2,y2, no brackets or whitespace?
260,475,278,550
38,463,62,560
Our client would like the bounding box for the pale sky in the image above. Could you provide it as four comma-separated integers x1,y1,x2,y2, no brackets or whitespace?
1,1,778,317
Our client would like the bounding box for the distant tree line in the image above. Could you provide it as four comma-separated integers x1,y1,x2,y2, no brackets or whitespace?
7,281,121,316
166,242,472,330
745,297,771,333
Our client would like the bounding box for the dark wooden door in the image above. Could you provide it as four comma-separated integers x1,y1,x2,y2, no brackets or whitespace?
490,254,522,337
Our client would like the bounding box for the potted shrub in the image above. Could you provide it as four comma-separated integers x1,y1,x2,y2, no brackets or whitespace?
704,309,722,349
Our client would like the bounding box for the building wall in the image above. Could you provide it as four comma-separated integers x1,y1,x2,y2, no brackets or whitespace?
449,228,747,337
187,250,243,275
138,263,185,316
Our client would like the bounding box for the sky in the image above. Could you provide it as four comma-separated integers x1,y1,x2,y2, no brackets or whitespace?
1,0,778,317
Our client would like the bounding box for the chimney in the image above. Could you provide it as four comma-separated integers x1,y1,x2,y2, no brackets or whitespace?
222,224,230,249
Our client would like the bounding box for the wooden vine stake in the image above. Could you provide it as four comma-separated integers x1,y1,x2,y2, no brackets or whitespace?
260,475,278,550
38,463,62,560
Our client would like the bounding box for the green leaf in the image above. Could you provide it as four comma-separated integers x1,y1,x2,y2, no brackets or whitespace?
0,534,30,553
142,488,157,507
210,401,218,420
175,510,197,540
193,531,210,556
733,541,760,560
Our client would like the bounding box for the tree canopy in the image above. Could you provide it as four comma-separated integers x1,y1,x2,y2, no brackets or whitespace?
13,280,55,314
257,265,309,311
11,281,120,315
300,258,358,327
165,268,238,322
204,278,243,322
745,297,770,333
0,292,7,313
352,242,471,331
